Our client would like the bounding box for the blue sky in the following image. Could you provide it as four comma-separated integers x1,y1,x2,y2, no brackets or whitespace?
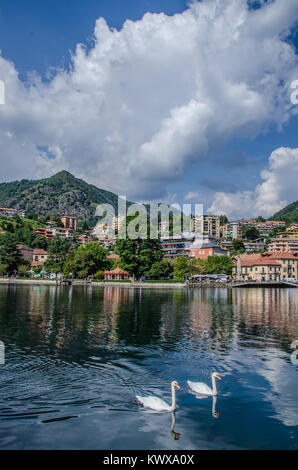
0,0,188,78
0,0,297,219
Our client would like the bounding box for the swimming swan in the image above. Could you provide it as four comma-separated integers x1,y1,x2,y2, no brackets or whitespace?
136,381,180,411
187,372,221,396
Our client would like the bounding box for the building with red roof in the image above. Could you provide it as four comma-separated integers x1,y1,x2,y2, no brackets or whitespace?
104,267,130,281
232,251,298,281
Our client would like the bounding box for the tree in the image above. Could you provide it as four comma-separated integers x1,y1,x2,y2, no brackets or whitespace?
242,226,260,241
18,264,30,277
146,259,173,279
82,220,89,231
115,215,164,278
256,216,265,222
188,258,206,275
44,237,72,274
173,256,189,282
64,242,110,278
51,216,64,228
232,239,245,253
0,234,22,275
0,263,8,276
205,255,234,275
219,215,229,225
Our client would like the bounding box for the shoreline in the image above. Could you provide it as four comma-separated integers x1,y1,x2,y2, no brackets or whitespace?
0,278,186,288
0,279,232,288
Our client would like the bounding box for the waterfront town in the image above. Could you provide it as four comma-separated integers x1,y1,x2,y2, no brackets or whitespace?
0,206,297,283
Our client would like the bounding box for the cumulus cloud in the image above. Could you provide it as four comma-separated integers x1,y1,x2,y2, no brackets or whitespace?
208,147,298,219
0,0,298,200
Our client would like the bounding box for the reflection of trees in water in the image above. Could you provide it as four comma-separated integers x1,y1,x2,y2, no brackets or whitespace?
0,285,297,361
115,288,185,346
187,288,235,355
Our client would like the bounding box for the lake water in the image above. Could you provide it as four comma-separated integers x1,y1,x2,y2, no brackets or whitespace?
0,284,297,450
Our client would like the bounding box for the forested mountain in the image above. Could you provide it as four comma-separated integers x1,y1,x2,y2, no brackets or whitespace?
0,171,130,226
270,201,298,225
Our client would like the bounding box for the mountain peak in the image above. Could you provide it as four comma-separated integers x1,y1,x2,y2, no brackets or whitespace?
50,170,76,180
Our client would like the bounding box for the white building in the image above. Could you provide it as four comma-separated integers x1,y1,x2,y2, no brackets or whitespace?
190,215,220,238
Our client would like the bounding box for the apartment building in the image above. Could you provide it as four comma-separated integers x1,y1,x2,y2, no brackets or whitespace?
161,236,192,259
76,234,93,246
267,238,298,254
60,216,78,232
233,258,281,282
239,219,285,236
189,236,230,259
0,207,17,218
243,240,265,252
222,222,242,240
190,215,220,238
277,225,298,239
112,216,125,232
266,252,298,280
34,228,55,240
233,252,298,280
34,227,74,240
51,227,74,239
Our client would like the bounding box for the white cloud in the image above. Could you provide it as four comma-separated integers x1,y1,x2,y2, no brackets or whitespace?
0,0,298,200
208,147,298,219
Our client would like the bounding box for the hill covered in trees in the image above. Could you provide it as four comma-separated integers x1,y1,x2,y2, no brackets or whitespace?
0,171,130,227
270,201,298,225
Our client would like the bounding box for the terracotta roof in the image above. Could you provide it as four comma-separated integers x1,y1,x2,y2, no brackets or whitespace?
104,267,129,275
107,253,120,259
33,249,48,255
16,244,33,250
261,252,298,260
234,259,281,267
31,261,43,267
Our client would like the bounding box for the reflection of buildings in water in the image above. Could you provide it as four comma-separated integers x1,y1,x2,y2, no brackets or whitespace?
102,286,132,343
159,290,189,342
232,288,298,340
187,288,235,346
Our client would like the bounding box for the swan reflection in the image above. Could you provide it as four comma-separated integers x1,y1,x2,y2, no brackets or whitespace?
170,412,181,440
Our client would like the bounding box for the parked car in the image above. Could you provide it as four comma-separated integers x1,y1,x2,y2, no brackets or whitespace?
284,277,297,283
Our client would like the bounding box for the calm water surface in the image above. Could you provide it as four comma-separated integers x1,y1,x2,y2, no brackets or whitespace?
0,284,297,449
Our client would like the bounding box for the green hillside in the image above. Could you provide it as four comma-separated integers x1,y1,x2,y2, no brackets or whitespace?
270,200,298,225
0,171,130,227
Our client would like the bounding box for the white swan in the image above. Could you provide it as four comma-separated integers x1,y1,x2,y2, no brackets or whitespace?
136,381,180,411
187,372,221,396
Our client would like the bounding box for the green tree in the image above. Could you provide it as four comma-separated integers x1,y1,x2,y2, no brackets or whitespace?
188,258,207,275
205,255,234,275
44,238,72,274
232,239,245,253
146,259,173,279
173,256,189,282
64,242,110,278
115,215,163,278
242,226,260,241
0,263,8,276
18,264,30,277
82,220,89,231
219,215,229,225
0,234,22,275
